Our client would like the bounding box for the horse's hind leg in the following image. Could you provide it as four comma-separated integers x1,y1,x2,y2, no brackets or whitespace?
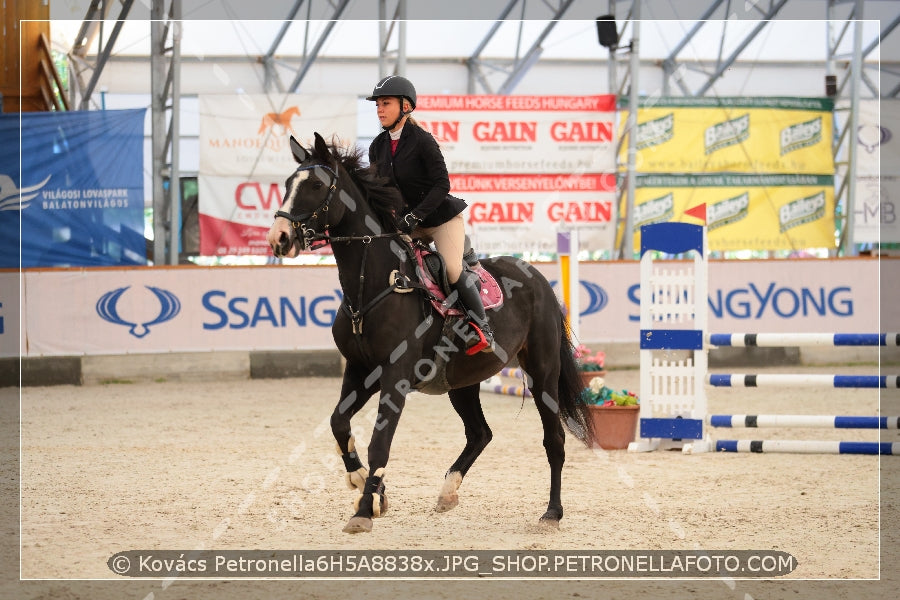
331,361,380,494
436,383,492,512
522,360,566,529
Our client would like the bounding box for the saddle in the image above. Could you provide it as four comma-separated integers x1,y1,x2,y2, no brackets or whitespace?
391,239,504,394
401,239,503,318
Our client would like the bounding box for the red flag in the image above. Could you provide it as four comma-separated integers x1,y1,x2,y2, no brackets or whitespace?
685,203,707,223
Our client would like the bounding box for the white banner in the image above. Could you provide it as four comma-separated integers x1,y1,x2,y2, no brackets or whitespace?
198,94,357,255
853,175,900,244
459,173,617,254
414,95,618,253
415,95,617,175
15,258,893,356
198,94,358,176
23,267,342,356
848,99,899,244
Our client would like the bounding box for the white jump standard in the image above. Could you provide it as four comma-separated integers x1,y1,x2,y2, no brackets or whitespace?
629,221,894,456
629,222,712,454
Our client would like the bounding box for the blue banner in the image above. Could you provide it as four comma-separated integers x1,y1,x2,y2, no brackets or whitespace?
0,109,147,267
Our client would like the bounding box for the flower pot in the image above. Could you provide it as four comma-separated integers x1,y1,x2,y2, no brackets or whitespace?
587,404,639,450
579,370,606,388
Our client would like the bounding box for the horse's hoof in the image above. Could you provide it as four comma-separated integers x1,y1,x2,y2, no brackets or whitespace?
377,493,389,517
435,492,458,512
435,471,462,512
538,517,560,530
342,517,373,534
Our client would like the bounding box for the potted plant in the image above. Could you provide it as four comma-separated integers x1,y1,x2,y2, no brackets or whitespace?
574,344,606,387
581,376,640,450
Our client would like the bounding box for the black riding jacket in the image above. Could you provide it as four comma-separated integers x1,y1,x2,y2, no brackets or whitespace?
368,123,466,228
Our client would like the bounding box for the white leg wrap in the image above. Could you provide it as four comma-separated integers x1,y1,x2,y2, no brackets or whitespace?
336,436,368,491
441,471,463,494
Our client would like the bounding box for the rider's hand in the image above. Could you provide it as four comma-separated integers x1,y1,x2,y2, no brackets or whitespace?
397,212,421,235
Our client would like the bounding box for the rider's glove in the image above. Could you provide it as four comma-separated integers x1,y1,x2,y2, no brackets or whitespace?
397,212,421,235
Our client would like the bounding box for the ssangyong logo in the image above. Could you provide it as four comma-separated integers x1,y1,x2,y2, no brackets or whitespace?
96,286,181,338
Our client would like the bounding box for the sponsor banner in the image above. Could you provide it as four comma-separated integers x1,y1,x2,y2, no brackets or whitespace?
459,173,617,254
23,267,343,356
0,109,147,267
198,94,358,176
198,175,284,256
850,100,899,245
852,98,899,177
198,94,356,255
0,271,22,358
854,175,900,245
620,97,834,174
18,258,892,355
415,95,617,174
633,174,835,251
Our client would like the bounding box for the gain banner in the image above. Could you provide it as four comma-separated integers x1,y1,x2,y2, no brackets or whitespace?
415,95,618,253
633,174,835,251
197,94,357,256
621,97,834,174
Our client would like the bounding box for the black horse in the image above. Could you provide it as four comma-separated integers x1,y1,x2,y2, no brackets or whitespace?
267,133,595,534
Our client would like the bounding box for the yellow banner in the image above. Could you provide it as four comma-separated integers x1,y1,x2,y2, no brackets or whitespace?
632,174,836,251
620,98,834,174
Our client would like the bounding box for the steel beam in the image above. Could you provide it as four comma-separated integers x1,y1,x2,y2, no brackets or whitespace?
286,0,351,92
694,0,790,96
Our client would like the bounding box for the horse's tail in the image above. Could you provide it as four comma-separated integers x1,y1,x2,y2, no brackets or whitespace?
556,310,595,447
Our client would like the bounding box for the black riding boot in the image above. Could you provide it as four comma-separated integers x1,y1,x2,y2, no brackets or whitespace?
453,270,495,354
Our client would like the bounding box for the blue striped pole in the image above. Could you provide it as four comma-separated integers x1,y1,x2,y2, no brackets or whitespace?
709,414,900,429
715,440,899,455
708,332,900,347
708,374,900,389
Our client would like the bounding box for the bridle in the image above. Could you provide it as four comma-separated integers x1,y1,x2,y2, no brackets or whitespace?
274,162,397,249
274,163,339,251
272,157,427,338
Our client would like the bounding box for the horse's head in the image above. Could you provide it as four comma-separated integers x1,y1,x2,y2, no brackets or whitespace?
267,132,344,257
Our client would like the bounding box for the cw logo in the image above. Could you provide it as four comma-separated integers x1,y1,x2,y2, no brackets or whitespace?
96,286,181,338
258,106,301,135
549,280,608,317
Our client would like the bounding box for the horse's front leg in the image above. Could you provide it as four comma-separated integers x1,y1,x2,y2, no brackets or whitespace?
343,379,409,534
436,383,492,512
331,361,380,494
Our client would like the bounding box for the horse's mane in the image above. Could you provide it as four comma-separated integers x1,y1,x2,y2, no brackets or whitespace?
311,139,404,231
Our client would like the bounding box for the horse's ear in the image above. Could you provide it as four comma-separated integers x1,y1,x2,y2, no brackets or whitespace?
289,135,308,163
313,132,334,166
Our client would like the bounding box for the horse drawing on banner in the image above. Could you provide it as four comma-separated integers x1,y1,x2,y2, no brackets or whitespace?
258,106,301,135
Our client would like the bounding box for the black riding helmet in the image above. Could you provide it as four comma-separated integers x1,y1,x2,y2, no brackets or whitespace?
367,75,417,130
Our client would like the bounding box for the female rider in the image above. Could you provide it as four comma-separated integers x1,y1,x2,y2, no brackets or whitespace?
366,75,493,353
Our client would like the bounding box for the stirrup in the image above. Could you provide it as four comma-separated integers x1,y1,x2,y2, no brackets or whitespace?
465,322,494,355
